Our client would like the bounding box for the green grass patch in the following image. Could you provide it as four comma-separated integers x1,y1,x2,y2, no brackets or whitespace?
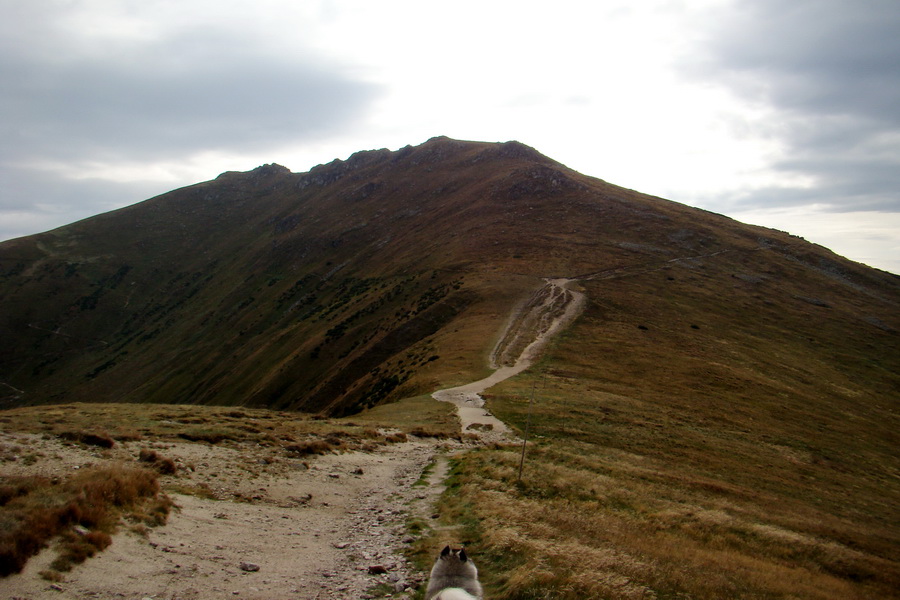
347,393,458,437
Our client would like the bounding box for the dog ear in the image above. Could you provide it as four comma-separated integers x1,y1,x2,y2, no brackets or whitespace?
440,545,451,557
459,548,468,562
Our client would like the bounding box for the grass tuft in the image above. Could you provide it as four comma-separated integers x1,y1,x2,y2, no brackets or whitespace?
284,439,336,457
137,448,178,474
407,426,449,439
58,430,115,448
0,463,169,577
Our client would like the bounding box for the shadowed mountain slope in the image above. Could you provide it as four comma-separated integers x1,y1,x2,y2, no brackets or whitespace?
0,137,898,421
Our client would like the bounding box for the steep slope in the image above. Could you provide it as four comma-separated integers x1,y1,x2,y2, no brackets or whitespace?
1,137,898,421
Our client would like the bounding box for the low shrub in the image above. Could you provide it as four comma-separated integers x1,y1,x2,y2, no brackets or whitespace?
177,431,228,444
284,439,334,457
0,479,40,506
58,431,115,449
408,426,449,439
0,464,169,577
138,449,178,475
50,530,112,572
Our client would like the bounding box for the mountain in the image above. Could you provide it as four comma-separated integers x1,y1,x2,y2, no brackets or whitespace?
3,136,899,597
1,136,898,419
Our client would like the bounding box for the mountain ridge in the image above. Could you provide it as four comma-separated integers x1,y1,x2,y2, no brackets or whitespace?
1,136,897,419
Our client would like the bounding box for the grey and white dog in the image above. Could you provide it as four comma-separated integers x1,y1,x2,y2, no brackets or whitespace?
425,546,484,600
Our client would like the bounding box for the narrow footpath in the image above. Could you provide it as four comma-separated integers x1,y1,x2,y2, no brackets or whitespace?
433,278,585,442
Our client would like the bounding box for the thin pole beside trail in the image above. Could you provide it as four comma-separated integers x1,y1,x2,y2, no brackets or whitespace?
517,377,540,482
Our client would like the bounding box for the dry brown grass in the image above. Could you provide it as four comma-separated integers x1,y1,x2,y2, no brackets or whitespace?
0,399,457,452
437,445,896,599
138,448,178,474
428,260,899,599
57,430,116,448
284,439,336,457
407,426,450,439
0,463,169,576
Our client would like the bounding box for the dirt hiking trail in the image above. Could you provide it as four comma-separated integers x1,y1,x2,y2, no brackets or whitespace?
2,278,585,600
433,278,585,441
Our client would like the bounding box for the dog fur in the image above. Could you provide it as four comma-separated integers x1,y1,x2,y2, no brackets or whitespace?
431,588,479,600
425,546,483,600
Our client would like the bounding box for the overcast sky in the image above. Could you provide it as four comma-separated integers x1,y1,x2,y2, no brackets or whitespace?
2,0,899,273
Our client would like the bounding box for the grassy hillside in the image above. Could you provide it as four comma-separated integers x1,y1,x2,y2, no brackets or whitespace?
0,140,543,412
433,248,900,599
3,137,896,420
0,138,897,418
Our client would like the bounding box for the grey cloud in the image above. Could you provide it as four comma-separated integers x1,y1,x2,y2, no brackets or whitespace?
0,164,168,241
686,0,900,212
0,164,164,211
1,31,380,163
711,152,900,216
712,2,900,116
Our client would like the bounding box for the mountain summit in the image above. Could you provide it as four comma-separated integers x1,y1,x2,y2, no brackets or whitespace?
0,136,897,417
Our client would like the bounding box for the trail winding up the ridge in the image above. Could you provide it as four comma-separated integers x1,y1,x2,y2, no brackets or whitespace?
432,278,586,442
